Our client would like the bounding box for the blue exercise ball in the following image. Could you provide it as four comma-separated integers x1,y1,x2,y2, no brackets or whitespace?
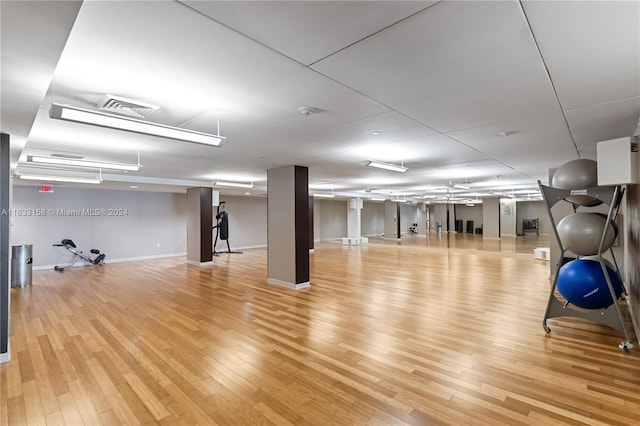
557,259,624,310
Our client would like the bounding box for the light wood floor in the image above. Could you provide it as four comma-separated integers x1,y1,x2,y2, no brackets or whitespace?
2,234,639,425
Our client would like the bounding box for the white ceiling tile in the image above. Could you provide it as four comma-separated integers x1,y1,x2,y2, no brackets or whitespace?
446,112,579,170
0,0,81,163
51,1,305,127
565,97,640,157
312,0,560,132
523,0,640,109
184,1,436,65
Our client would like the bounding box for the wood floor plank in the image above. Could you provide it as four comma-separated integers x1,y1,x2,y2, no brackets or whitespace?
2,234,639,425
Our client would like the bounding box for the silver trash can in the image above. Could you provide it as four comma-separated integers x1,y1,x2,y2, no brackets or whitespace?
11,244,33,288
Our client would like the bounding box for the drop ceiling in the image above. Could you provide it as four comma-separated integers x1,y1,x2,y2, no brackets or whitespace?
1,0,639,201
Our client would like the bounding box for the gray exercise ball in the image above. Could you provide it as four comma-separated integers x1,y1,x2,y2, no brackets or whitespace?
564,194,603,207
552,159,598,190
557,212,616,256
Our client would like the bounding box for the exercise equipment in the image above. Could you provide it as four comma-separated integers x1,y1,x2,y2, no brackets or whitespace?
53,239,105,271
212,201,242,255
556,212,616,256
539,175,634,351
551,159,602,206
556,259,624,310
552,159,598,189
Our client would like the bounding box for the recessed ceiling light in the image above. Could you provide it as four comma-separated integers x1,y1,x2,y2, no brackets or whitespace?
372,131,380,135
129,185,138,189
245,192,251,195
497,130,514,137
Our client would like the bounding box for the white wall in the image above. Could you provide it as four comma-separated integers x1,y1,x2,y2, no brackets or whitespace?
362,201,384,236
454,204,483,233
11,186,187,268
431,204,447,232
515,200,550,235
315,199,347,240
217,195,267,249
399,203,418,234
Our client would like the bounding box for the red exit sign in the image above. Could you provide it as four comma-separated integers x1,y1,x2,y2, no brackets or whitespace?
39,185,53,193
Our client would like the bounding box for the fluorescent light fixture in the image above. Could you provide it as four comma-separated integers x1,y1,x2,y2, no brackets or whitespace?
392,198,407,203
313,193,335,198
452,183,470,190
50,103,226,147
369,197,386,201
214,181,254,189
28,155,141,171
17,173,101,184
366,160,408,173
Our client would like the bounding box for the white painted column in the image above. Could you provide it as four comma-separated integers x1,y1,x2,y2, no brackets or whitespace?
345,198,362,244
482,197,500,239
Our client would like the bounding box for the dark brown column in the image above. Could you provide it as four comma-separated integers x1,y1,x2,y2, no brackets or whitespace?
186,187,212,265
1,133,10,362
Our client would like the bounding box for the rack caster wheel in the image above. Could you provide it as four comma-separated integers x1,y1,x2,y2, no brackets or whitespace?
618,341,633,352
542,324,551,334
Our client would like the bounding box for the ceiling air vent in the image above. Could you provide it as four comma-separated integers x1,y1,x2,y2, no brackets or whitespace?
99,95,158,118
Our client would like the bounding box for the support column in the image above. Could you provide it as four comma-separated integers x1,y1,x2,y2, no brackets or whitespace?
347,198,362,238
309,195,314,251
500,199,517,236
343,198,363,244
1,133,10,363
267,165,310,289
186,187,212,265
417,204,428,234
384,200,401,241
482,197,500,239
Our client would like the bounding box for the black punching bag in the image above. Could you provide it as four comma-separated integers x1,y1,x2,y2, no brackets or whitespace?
218,211,229,240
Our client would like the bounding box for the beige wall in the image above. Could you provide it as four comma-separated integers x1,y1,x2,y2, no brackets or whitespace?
516,200,550,235
314,199,347,240
11,186,187,268
362,201,384,236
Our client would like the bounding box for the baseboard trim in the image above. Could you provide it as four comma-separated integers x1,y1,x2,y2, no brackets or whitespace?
187,260,213,266
267,278,310,290
33,252,187,271
0,352,10,363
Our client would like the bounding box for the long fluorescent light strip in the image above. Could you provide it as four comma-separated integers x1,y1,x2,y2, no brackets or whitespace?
312,193,335,198
366,160,408,173
18,174,101,184
50,103,225,147
28,155,140,171
215,181,254,189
